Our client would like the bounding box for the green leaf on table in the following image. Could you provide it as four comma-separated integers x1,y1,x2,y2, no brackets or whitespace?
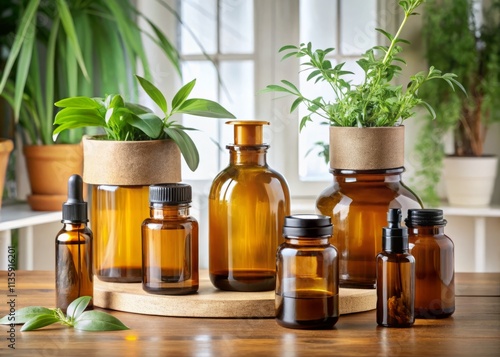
176,99,235,118
20,314,60,331
0,306,53,325
135,75,167,113
74,311,129,331
67,296,91,321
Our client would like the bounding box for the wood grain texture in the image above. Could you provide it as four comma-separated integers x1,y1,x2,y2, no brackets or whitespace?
94,270,376,317
1,272,499,356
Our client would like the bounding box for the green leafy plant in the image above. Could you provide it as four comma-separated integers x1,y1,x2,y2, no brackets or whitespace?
264,0,465,131
0,296,128,331
414,0,500,206
0,0,180,145
53,75,235,171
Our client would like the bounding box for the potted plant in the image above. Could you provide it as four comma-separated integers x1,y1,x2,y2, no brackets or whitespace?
414,0,500,206
54,74,235,283
265,0,464,288
0,0,181,210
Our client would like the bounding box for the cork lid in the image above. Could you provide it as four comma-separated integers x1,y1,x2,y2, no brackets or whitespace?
227,120,269,145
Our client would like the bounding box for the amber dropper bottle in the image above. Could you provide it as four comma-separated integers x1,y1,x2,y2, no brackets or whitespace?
55,174,93,312
376,208,415,327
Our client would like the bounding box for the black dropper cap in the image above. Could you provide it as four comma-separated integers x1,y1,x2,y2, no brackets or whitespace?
382,208,408,253
62,174,88,223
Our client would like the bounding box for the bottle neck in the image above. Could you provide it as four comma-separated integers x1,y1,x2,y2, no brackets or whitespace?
228,145,268,166
285,237,331,246
150,203,190,219
61,223,87,230
408,225,445,236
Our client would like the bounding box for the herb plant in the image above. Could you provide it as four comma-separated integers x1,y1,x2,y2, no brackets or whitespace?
264,0,465,130
53,75,235,171
0,296,128,331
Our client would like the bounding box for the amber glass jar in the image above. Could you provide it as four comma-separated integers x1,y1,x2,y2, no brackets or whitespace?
209,121,290,291
142,184,198,295
92,185,149,282
405,209,455,318
276,215,339,329
376,209,415,327
316,168,422,289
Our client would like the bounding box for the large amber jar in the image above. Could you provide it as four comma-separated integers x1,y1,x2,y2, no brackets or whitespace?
209,121,290,291
316,127,422,289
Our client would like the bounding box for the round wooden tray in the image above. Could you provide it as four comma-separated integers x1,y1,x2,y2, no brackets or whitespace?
94,271,376,318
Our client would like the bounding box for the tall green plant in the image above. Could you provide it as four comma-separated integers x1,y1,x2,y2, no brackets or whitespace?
0,0,180,145
414,0,500,206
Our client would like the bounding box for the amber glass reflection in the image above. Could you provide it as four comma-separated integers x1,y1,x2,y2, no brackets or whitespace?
142,204,199,294
316,168,422,288
56,224,93,312
409,226,455,318
276,237,339,329
209,146,290,291
376,252,415,327
92,185,149,282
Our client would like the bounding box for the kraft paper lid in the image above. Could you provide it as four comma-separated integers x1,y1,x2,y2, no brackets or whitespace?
227,120,270,145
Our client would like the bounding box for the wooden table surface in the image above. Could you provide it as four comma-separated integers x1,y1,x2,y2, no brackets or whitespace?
1,271,499,356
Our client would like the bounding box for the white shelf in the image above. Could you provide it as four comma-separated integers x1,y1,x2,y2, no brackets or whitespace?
0,202,61,270
440,204,500,218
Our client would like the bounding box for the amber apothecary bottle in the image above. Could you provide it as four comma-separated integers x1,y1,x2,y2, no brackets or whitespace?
92,185,149,282
142,183,199,294
276,215,339,329
56,175,93,312
376,208,415,327
405,209,455,318
209,120,290,291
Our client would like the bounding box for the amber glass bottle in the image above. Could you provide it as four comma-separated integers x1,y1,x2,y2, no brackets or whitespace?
276,215,339,329
405,209,455,318
92,185,149,282
316,168,421,289
209,121,290,291
142,183,199,294
376,209,415,327
56,175,93,312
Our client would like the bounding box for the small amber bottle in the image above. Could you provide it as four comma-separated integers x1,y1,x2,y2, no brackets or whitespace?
405,209,455,318
142,183,199,294
376,208,415,327
55,174,93,312
209,120,290,291
276,214,339,329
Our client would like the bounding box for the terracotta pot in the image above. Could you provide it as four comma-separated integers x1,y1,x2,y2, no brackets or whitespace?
0,138,14,208
329,126,405,170
23,143,83,211
443,156,498,206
